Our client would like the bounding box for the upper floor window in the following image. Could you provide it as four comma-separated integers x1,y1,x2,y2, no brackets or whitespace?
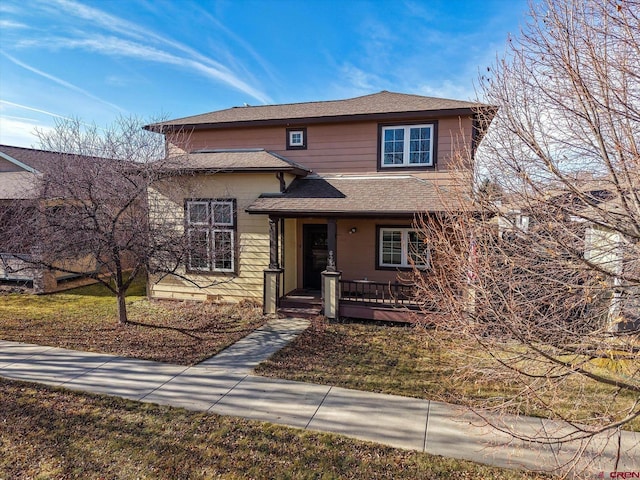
380,124,434,168
286,127,307,150
186,199,236,273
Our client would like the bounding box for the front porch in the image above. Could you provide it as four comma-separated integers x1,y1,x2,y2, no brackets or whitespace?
245,174,450,322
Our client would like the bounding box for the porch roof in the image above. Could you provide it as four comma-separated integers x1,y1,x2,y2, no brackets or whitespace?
164,149,310,176
246,175,472,217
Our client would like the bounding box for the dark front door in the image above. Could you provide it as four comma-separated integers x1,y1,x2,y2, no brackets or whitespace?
303,224,328,290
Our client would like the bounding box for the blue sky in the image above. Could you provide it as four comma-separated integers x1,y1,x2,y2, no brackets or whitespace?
0,0,528,148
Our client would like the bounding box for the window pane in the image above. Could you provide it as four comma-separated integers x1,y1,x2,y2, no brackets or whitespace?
408,127,431,164
383,128,405,165
188,229,209,270
188,202,209,225
382,230,402,265
290,132,302,145
213,230,234,270
408,231,428,266
212,202,233,225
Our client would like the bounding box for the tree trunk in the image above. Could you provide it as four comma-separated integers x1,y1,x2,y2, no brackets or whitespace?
117,291,128,325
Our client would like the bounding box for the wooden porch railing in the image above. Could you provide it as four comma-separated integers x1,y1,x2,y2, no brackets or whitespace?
339,280,418,308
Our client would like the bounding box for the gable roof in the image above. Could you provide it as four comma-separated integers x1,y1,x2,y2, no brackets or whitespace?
246,175,472,217
0,144,63,173
148,91,489,132
0,145,121,200
165,149,310,175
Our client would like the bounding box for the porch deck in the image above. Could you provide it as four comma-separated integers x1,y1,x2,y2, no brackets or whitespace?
278,281,423,323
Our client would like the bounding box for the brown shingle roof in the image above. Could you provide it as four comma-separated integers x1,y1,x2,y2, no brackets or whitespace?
150,91,486,131
0,144,65,173
167,149,310,175
246,175,471,216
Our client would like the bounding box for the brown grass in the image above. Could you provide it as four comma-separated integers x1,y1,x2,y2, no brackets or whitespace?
256,320,640,431
0,278,266,365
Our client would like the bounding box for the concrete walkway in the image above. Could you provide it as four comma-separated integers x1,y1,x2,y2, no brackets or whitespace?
1,318,638,477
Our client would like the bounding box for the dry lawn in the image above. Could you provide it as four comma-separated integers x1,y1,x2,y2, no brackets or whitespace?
0,279,265,365
255,320,640,432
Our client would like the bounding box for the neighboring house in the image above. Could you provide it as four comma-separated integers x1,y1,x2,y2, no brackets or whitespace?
496,185,640,332
0,145,98,292
146,91,491,320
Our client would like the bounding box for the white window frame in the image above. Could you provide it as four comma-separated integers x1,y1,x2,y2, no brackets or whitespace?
186,199,235,273
211,229,235,272
187,229,211,271
378,227,430,269
187,201,210,226
380,124,434,168
289,130,304,147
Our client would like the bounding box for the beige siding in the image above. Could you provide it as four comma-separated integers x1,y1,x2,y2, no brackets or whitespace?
149,172,280,303
172,116,475,175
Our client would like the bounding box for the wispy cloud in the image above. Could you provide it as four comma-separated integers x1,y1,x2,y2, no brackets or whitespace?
48,35,270,104
0,99,75,120
1,52,125,112
0,19,27,28
35,0,272,104
0,116,54,148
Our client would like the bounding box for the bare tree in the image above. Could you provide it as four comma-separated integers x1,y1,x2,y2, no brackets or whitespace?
1,116,194,324
414,0,639,474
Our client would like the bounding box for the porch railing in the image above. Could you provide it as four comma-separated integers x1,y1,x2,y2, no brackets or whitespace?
339,280,418,308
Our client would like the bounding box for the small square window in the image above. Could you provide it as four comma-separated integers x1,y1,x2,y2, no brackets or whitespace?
286,128,307,150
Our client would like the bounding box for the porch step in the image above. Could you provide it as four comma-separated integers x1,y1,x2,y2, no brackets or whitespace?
278,305,322,319
279,290,322,319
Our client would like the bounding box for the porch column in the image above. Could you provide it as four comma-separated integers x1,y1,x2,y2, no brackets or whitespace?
263,216,282,315
322,251,341,320
268,216,280,269
327,217,337,268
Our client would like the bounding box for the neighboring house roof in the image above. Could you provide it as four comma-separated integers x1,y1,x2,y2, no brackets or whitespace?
0,144,68,174
246,175,471,217
166,149,310,176
0,145,118,200
149,91,490,131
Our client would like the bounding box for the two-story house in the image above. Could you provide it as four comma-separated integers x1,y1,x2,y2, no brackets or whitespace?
146,91,491,321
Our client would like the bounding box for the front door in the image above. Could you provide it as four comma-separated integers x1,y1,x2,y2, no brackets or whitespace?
303,224,328,290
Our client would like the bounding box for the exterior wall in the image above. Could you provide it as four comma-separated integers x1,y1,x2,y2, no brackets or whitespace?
173,116,474,174
149,172,282,302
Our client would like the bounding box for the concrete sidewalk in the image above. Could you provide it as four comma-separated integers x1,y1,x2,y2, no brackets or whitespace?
1,318,638,477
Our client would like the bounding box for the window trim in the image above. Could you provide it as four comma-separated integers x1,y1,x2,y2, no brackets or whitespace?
375,226,430,270
185,198,237,274
377,122,438,171
286,127,307,150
